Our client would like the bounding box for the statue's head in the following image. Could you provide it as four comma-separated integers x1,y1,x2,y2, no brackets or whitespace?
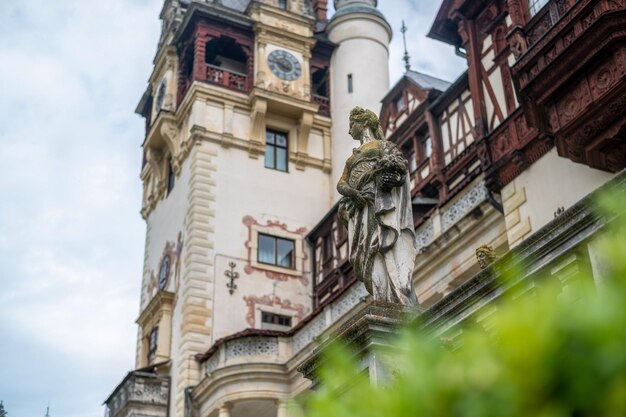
349,106,384,141
475,244,497,269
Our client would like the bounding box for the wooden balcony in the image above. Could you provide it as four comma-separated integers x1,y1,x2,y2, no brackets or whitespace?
511,0,626,172
308,207,356,309
206,65,248,92
312,94,330,117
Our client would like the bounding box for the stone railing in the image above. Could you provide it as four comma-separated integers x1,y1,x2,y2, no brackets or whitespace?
201,282,369,376
415,180,489,253
105,371,169,417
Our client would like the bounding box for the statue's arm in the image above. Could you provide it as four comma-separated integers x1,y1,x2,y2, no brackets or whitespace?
337,158,367,208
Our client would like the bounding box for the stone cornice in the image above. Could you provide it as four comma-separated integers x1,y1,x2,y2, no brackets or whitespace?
136,291,175,329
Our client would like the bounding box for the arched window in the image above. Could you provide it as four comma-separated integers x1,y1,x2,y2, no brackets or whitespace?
205,36,247,75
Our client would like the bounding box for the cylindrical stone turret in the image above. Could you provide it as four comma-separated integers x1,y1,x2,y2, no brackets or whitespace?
327,0,392,202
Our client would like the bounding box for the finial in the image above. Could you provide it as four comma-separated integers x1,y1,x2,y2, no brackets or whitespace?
45,403,50,417
401,20,411,72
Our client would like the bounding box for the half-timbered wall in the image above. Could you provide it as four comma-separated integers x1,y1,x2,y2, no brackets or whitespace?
439,89,476,165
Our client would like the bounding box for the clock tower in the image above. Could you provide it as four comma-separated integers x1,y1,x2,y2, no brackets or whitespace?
104,1,391,417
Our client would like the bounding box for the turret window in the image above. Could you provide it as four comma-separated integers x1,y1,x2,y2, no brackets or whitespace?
265,129,288,172
167,159,175,194
147,327,158,364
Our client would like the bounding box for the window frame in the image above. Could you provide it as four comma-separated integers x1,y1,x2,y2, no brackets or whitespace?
257,233,296,269
265,128,289,172
527,0,550,17
261,311,292,327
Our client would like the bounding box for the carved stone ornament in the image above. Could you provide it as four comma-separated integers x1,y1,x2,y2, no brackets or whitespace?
475,244,497,269
337,107,419,307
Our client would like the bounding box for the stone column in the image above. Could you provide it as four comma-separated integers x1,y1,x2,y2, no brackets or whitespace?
218,404,232,417
277,400,289,417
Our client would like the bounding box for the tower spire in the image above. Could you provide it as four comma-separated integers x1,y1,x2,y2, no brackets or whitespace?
401,20,411,72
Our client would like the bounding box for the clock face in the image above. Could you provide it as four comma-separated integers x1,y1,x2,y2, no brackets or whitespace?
159,255,170,290
268,50,302,81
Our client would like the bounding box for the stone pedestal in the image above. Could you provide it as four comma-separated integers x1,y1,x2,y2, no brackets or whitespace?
299,301,419,390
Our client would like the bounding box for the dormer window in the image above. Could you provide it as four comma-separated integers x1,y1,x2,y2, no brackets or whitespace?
395,95,406,113
528,0,549,16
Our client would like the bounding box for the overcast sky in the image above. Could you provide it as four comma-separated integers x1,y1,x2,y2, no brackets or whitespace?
0,1,465,416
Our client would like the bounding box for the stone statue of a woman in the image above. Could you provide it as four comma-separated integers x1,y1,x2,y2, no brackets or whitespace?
337,107,418,307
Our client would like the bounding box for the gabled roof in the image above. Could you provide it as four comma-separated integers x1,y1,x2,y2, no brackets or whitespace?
180,0,251,14
381,70,451,105
406,70,452,92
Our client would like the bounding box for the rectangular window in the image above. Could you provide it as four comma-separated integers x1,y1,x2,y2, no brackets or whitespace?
277,0,288,9
347,73,353,93
395,95,406,113
261,311,292,327
167,159,175,195
258,233,295,269
528,0,549,16
422,136,432,159
265,129,288,172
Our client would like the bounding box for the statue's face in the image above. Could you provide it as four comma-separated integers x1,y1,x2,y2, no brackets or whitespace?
349,119,364,140
477,251,487,267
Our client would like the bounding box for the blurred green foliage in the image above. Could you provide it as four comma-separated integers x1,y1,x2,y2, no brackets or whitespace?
299,193,626,417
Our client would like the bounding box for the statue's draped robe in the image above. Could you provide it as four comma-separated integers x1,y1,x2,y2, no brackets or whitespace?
342,145,418,306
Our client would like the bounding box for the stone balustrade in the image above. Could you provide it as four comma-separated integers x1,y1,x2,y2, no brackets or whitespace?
105,371,169,417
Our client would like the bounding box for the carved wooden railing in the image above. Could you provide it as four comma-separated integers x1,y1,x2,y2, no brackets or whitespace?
206,65,248,92
511,0,626,172
313,94,330,116
525,0,578,47
309,209,354,308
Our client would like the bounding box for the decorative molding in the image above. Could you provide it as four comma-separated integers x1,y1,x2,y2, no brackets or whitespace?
242,215,309,285
146,233,183,303
441,182,489,231
292,315,326,354
225,337,279,359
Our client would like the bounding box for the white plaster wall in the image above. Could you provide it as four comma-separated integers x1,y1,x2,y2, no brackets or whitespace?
141,156,192,417
512,148,614,234
211,143,331,339
328,14,391,201
142,161,191,309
